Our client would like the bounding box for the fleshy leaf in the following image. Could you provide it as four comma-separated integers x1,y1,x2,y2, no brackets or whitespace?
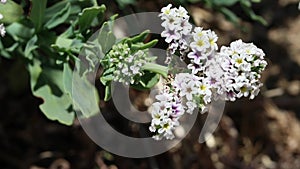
131,71,160,90
44,2,71,29
78,5,106,32
0,0,24,24
98,21,116,54
6,22,35,41
29,0,47,32
212,0,239,6
24,35,38,60
72,71,100,117
104,84,112,101
28,60,75,125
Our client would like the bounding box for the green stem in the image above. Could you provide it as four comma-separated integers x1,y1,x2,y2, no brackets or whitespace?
142,63,168,78
92,0,98,6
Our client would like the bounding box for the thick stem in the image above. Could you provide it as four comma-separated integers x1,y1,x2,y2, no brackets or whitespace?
142,63,168,78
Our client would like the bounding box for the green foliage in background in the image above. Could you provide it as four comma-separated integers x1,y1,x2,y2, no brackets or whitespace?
0,0,267,126
202,0,267,25
1,0,107,125
115,0,267,25
0,0,166,125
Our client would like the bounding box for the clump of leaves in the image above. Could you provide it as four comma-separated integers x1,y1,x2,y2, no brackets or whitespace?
0,0,168,126
0,0,109,125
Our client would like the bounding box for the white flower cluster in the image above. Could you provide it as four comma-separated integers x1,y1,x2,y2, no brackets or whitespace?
107,43,151,85
149,73,212,140
187,27,218,74
218,40,267,101
149,88,183,140
160,4,192,55
0,0,6,37
150,4,267,140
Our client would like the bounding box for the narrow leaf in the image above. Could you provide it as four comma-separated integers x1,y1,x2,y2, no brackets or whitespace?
29,0,47,32
104,84,112,101
24,35,38,60
44,2,71,29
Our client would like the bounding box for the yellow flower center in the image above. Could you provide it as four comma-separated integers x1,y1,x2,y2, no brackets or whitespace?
163,123,169,129
197,40,204,47
200,85,206,91
236,58,243,64
165,9,170,15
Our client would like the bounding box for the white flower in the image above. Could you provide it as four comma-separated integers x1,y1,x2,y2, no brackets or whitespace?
161,28,181,43
187,63,202,74
180,81,197,100
193,27,204,39
0,0,6,4
235,83,251,98
0,23,5,37
0,13,3,20
230,39,244,54
171,101,184,117
151,114,162,126
179,19,192,34
187,50,205,64
186,101,197,114
199,83,212,103
190,36,210,52
177,6,189,19
160,4,173,17
232,54,246,67
130,65,140,74
121,66,129,75
250,83,263,99
240,62,251,72
156,92,173,102
207,30,218,50
158,118,174,133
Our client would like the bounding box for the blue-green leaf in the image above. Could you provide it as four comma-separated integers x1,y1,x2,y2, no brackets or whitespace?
6,22,35,41
72,71,100,117
63,63,73,97
240,0,267,25
98,21,116,54
28,60,75,125
131,71,160,90
44,2,71,29
115,0,135,8
24,35,38,60
212,0,239,6
219,7,240,25
0,0,24,24
29,0,47,32
78,5,106,32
